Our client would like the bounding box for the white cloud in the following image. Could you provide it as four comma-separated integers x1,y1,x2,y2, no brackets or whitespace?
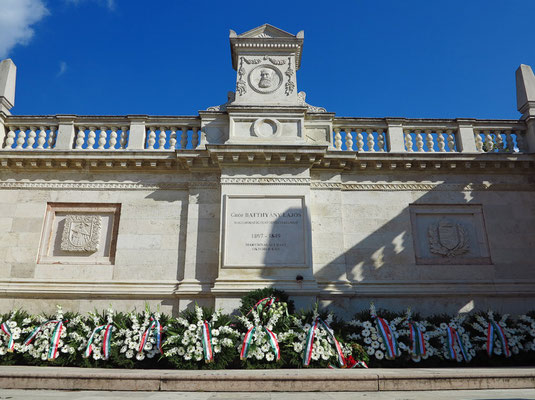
56,61,67,77
64,0,115,10
0,0,49,58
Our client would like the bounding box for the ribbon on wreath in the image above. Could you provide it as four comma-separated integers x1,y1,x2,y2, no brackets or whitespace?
240,326,256,360
303,318,345,367
23,320,65,360
374,316,398,359
0,322,15,352
202,320,214,362
446,326,469,362
486,321,511,358
263,327,280,361
84,324,113,360
246,297,276,316
409,321,426,357
138,316,163,354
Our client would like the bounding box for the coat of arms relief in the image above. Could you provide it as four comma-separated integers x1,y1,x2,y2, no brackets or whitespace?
427,218,470,258
60,215,102,253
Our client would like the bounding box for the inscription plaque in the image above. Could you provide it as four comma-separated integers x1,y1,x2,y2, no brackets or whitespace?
223,196,307,267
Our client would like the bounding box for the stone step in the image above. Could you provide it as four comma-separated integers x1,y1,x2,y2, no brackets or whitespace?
0,366,533,392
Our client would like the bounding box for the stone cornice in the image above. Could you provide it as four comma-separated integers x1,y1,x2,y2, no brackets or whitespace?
1,148,534,173
0,181,218,191
220,177,310,185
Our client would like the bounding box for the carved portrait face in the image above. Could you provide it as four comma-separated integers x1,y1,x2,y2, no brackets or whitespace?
247,64,282,94
258,69,272,88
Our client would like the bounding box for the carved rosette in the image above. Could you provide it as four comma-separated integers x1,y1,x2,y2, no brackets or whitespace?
427,218,470,257
61,215,102,253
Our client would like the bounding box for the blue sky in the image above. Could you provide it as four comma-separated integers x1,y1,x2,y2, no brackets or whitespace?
1,0,535,119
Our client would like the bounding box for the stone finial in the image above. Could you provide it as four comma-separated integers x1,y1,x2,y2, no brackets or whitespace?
516,64,535,118
0,59,16,115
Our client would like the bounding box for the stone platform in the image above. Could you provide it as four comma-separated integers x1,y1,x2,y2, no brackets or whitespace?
0,366,533,392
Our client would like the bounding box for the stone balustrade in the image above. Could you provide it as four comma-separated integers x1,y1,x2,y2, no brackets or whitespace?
1,116,529,154
145,125,201,150
0,116,202,151
2,125,58,150
332,118,528,153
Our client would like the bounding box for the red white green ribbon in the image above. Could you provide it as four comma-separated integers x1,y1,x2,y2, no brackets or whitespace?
303,319,319,366
303,318,344,367
263,327,280,361
374,317,398,359
318,319,344,367
240,326,256,360
409,322,426,357
446,326,469,361
202,320,213,362
84,324,113,360
487,321,511,358
0,322,15,352
47,321,64,360
246,297,275,316
23,320,65,360
138,317,163,354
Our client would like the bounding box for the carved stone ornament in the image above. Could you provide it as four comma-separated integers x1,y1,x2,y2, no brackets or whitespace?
427,218,470,258
236,57,247,96
253,118,282,138
61,215,102,253
297,91,327,112
248,64,283,94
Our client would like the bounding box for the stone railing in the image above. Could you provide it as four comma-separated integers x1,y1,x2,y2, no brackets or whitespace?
0,116,201,151
1,115,529,154
332,118,528,153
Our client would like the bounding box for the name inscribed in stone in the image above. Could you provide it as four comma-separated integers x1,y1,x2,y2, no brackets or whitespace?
223,196,307,267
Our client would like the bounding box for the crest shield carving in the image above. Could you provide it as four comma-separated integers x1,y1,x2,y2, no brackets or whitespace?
61,215,102,253
428,218,469,257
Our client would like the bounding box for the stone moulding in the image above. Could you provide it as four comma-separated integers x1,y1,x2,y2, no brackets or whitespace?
0,279,532,298
220,177,310,185
0,181,218,190
310,182,535,191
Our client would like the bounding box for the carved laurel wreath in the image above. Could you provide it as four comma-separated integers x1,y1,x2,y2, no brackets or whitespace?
427,221,470,258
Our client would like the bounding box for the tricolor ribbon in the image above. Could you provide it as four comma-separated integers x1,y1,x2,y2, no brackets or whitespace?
263,327,280,361
0,322,15,352
374,316,398,359
138,317,163,354
303,318,344,367
84,324,113,360
246,297,276,316
318,319,344,367
240,326,256,360
446,326,469,362
23,320,65,360
487,321,511,358
302,319,319,366
202,320,213,363
409,321,426,357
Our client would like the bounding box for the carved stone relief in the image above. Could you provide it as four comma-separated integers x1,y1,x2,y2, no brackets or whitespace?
409,205,491,265
427,218,469,258
60,215,102,252
248,64,283,94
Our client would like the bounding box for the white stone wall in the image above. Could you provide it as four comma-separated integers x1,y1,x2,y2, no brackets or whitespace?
0,168,534,316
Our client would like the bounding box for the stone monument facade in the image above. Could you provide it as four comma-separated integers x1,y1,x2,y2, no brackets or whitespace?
0,25,534,316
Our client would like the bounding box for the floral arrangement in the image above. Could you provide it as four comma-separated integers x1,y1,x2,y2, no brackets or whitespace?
469,311,523,357
0,292,533,369
163,305,239,369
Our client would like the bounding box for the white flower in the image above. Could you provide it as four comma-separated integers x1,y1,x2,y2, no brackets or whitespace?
125,350,134,359
211,329,220,337
362,329,370,337
375,350,384,360
266,353,274,361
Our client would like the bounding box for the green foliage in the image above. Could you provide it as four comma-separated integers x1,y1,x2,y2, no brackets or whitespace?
239,287,295,316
